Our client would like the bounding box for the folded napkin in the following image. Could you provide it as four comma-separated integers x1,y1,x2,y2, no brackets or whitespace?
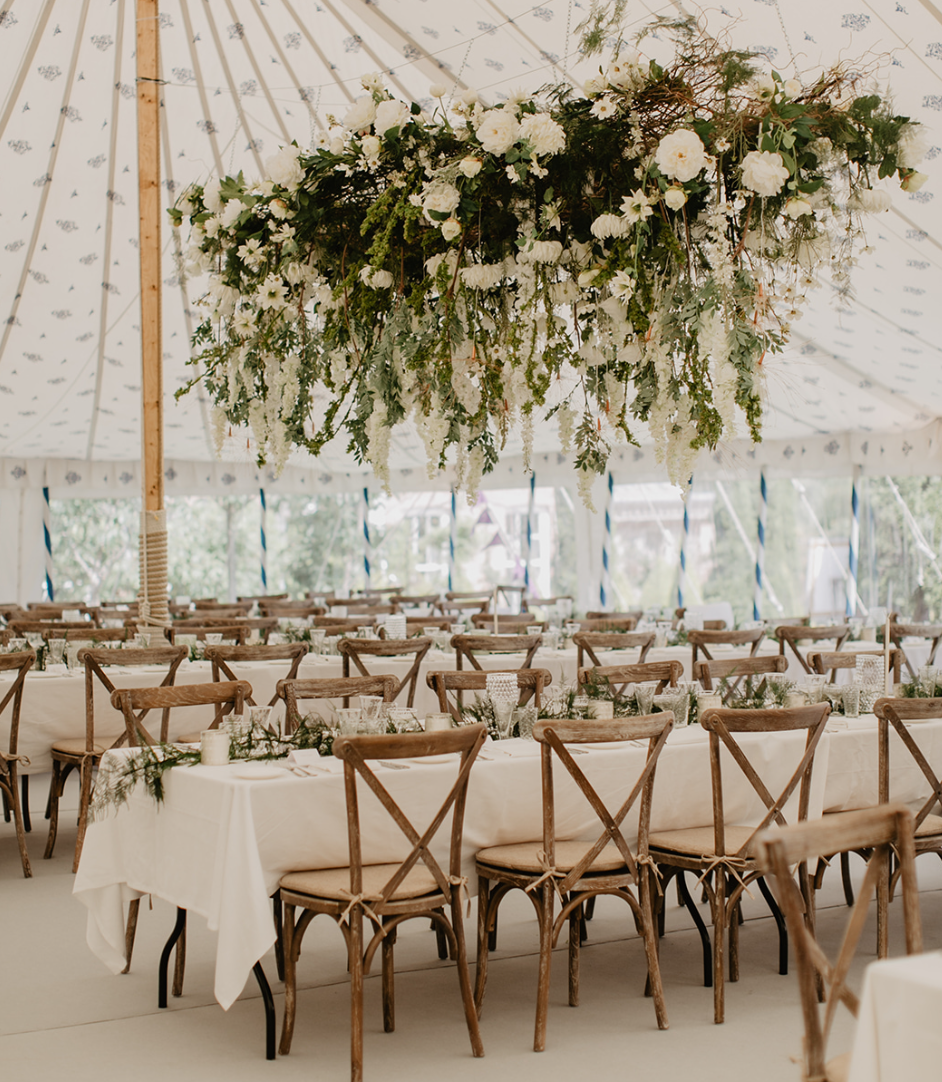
286,749,344,773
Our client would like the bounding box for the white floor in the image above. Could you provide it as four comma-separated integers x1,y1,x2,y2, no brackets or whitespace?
2,776,940,1082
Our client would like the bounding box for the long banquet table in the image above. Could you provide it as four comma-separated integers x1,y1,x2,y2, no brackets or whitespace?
6,637,909,774
73,711,942,1013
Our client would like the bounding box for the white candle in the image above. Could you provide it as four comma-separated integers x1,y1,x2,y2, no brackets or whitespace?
200,729,230,766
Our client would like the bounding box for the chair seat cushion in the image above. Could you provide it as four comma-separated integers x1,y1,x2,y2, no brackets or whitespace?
915,812,942,837
648,823,757,859
476,839,629,875
51,739,106,758
280,862,441,902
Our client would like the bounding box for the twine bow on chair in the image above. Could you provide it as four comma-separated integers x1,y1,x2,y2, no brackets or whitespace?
635,853,665,896
696,854,756,900
524,850,567,897
337,890,386,934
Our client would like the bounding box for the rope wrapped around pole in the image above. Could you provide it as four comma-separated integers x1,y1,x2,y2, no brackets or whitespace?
138,509,170,628
42,485,54,601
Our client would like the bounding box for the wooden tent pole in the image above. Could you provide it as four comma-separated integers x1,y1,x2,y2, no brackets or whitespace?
137,0,169,624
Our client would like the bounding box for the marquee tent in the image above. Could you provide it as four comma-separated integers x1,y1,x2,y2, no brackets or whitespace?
1,0,941,599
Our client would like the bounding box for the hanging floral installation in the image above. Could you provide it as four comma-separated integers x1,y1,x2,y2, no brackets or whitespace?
173,14,926,502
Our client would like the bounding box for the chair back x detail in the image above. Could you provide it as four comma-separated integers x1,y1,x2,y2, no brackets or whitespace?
452,632,542,673
688,627,765,666
573,631,654,669
426,668,553,723
204,643,307,707
775,624,850,674
277,675,397,733
111,680,251,746
339,636,432,708
693,655,788,702
577,660,683,699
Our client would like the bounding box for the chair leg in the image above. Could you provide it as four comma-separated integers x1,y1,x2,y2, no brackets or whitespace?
533,883,554,1053
584,895,596,922
568,901,581,1007
43,760,63,860
473,877,491,1014
381,926,396,1033
433,908,449,960
640,872,669,1029
272,893,285,982
712,870,726,1024
449,894,485,1059
349,909,365,1082
279,903,297,1055
3,771,31,877
72,756,95,873
676,870,712,988
876,844,890,959
122,898,140,974
728,893,740,983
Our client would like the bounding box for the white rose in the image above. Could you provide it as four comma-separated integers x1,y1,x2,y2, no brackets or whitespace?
360,72,384,92
654,129,708,182
664,186,687,210
203,182,223,214
740,150,790,197
897,124,929,169
458,156,483,177
849,188,891,213
220,200,243,228
269,197,290,219
358,265,394,289
518,112,566,157
901,170,929,192
374,98,411,136
784,197,813,219
422,183,461,222
440,217,462,241
590,213,630,239
343,95,377,132
265,146,304,190
783,78,802,99
474,108,520,155
360,134,381,160
429,83,447,98
459,264,503,289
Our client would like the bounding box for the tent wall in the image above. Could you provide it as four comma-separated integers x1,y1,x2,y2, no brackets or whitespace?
0,489,46,605
3,422,941,501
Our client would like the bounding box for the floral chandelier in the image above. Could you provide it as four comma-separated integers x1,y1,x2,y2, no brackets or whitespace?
173,15,926,503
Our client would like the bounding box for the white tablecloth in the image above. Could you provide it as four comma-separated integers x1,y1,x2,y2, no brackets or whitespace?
0,640,843,773
848,951,942,1081
74,725,830,1010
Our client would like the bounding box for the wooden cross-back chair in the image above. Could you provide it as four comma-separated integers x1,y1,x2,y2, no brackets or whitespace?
426,668,554,723
577,660,684,699
575,617,640,632
313,615,376,630
688,627,765,666
573,631,654,669
351,585,403,597
440,596,490,617
111,679,251,748
871,696,942,956
277,675,398,733
474,715,673,1051
888,622,942,681
470,613,546,632
193,600,253,613
341,603,400,617
811,648,901,685
647,702,830,1024
0,651,35,877
395,594,440,608
452,633,542,675
402,617,451,635
775,624,851,675
693,655,789,703
259,603,325,619
756,805,923,1082
44,645,188,872
338,636,433,708
203,643,307,708
166,624,249,645
277,724,487,1078
8,620,96,636
55,627,131,643
238,593,289,603
585,610,642,623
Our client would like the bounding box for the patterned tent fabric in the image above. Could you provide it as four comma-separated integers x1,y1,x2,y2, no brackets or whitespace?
0,0,940,489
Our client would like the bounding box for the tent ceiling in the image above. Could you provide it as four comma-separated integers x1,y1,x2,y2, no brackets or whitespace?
1,0,941,482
